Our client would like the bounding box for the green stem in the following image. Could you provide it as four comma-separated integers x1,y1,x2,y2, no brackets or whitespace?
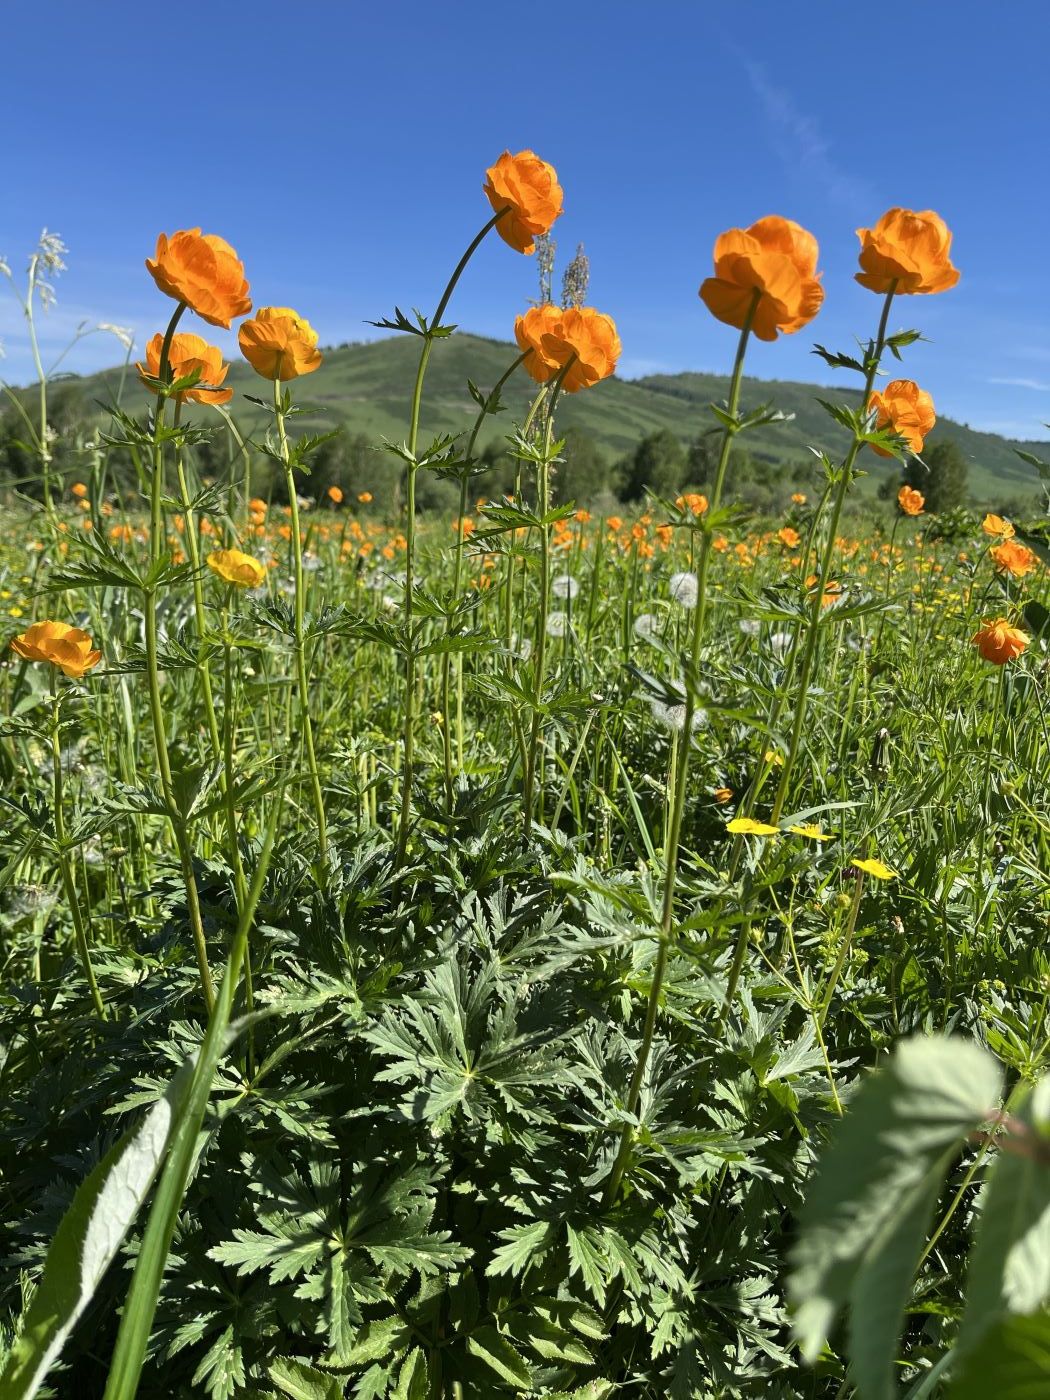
769,286,897,826
274,377,329,873
601,294,758,1207
51,674,105,1018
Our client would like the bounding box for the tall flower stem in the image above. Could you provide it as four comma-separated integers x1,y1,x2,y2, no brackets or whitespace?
440,351,527,807
273,378,329,874
602,294,758,1208
50,673,105,1018
769,286,897,827
395,209,508,862
146,302,215,1013
522,363,573,837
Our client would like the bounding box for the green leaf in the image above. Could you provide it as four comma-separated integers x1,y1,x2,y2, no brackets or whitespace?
465,1327,533,1389
790,1035,1002,1400
0,1059,196,1400
391,1346,428,1400
948,1312,1050,1399
958,1078,1050,1353
269,1357,345,1400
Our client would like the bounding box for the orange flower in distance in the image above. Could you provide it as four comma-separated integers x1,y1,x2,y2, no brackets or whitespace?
777,526,801,547
137,332,233,404
327,485,344,504
238,307,322,381
358,491,373,504
897,485,925,517
791,492,807,505
971,617,1029,664
207,548,267,588
699,216,823,341
11,620,102,678
483,150,564,254
70,481,89,498
855,209,960,295
146,229,251,329
868,379,936,456
990,538,1037,578
982,513,1014,538
515,305,621,393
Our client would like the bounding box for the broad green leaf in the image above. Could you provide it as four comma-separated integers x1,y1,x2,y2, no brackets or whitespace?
0,1059,195,1400
465,1326,533,1389
269,1357,345,1400
948,1311,1050,1398
958,1078,1050,1352
791,1035,1002,1400
391,1347,428,1400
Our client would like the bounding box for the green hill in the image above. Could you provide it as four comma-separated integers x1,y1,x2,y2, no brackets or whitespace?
21,332,1050,507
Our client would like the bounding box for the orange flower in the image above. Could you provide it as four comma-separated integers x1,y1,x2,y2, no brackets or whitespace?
358,491,373,504
675,492,708,516
238,307,322,381
483,150,564,254
897,485,925,517
207,548,267,588
777,526,801,548
574,508,591,523
982,513,1014,538
606,516,623,532
868,379,936,456
146,229,251,328
515,305,621,393
327,485,344,504
713,786,734,804
10,620,102,678
137,332,233,404
791,492,807,505
990,539,1037,578
70,482,89,498
699,216,823,341
971,617,1029,664
855,209,960,295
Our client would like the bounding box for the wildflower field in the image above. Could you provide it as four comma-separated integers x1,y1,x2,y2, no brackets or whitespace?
1,153,1049,1399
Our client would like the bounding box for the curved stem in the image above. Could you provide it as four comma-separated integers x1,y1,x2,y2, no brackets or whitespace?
51,674,105,1018
601,297,758,1208
394,209,508,861
274,377,329,874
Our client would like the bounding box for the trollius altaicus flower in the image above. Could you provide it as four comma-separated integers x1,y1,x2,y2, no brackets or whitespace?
897,485,925,517
514,305,621,392
10,620,102,678
855,208,960,295
146,229,252,328
699,216,824,340
971,617,1029,664
238,307,322,381
868,380,936,457
483,150,564,254
138,332,233,404
207,549,267,589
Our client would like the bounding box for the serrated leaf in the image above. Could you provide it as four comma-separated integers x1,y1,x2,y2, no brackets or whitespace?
391,1346,428,1400
269,1358,344,1400
465,1327,533,1389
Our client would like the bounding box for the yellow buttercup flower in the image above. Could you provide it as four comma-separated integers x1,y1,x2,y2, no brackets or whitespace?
727,817,780,836
853,857,898,880
788,823,834,841
206,549,267,588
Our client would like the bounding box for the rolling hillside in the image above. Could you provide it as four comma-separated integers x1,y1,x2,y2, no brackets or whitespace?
40,332,1050,504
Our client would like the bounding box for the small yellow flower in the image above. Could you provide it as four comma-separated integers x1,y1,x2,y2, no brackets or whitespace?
763,749,785,767
727,817,780,836
853,857,898,880
206,548,267,589
788,823,834,841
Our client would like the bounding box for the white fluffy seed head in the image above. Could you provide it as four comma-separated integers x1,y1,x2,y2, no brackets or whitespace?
669,571,698,608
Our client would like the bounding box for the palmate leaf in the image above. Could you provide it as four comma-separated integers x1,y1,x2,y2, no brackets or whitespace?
790,1035,1003,1400
269,1356,345,1400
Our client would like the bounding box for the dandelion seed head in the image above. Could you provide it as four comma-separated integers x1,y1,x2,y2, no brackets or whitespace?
551,573,579,600
738,619,760,637
650,699,707,732
546,611,569,637
669,571,698,608
633,612,659,641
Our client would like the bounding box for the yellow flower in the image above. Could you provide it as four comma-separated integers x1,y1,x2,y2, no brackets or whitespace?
727,817,780,836
788,823,834,841
206,548,267,588
10,620,102,678
763,749,785,767
853,857,898,880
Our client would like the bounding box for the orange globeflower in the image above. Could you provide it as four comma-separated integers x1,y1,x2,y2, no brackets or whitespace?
868,379,936,456
483,149,564,254
70,481,89,498
791,492,807,505
855,209,960,295
990,538,1038,578
327,485,344,504
515,305,621,393
238,307,322,381
138,332,233,404
358,491,373,504
982,513,1014,538
699,216,823,341
777,526,801,547
971,617,1029,664
11,620,102,678
897,485,925,517
146,229,251,328
207,548,267,588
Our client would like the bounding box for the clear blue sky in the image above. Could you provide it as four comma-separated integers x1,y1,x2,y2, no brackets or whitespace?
2,0,1049,440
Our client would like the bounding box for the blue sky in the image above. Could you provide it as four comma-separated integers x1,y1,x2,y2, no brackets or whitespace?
2,0,1049,440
